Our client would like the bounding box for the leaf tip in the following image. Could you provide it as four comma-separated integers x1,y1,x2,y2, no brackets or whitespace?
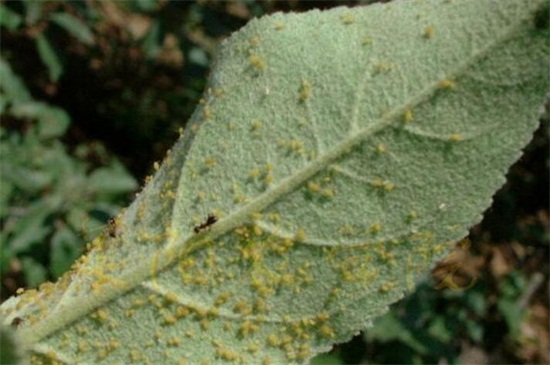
423,25,435,39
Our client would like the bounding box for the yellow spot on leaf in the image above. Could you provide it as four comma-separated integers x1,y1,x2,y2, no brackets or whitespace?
320,324,336,338
204,157,217,168
371,178,394,192
248,168,261,179
340,13,355,24
362,37,373,46
299,79,312,102
424,25,434,39
439,79,456,89
167,337,181,346
449,133,464,142
251,119,262,132
295,228,307,242
379,282,395,293
249,54,266,70
376,144,387,153
403,108,414,123
267,333,281,346
370,223,382,234
240,321,260,336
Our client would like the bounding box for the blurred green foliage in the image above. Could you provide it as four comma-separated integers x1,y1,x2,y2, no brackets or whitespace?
0,58,137,287
0,1,548,364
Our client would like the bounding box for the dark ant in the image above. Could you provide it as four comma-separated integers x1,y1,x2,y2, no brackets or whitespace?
11,317,23,328
194,214,218,234
107,218,117,237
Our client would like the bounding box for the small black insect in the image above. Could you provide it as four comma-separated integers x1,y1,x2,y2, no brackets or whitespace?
11,317,23,328
107,218,117,237
194,214,218,234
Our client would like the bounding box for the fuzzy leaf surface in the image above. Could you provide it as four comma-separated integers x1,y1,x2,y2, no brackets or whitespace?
1,1,548,364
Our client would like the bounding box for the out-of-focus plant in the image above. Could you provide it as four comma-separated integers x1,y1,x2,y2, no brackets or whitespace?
0,58,137,290
0,1,94,82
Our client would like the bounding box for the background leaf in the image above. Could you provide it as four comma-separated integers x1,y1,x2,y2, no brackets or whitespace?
1,1,548,364
49,12,95,46
35,33,63,82
0,4,22,31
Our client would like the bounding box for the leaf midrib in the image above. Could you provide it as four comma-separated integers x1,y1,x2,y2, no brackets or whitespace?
21,12,527,347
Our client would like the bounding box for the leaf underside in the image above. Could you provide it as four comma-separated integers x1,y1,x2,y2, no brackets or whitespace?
2,0,548,364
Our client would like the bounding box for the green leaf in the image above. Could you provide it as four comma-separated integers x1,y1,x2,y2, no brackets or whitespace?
10,101,71,139
35,34,63,82
0,4,22,31
2,1,549,364
310,353,344,365
142,20,162,59
0,57,32,103
20,257,48,288
22,0,43,26
134,0,160,12
88,162,138,196
365,313,428,354
49,12,95,46
50,227,82,278
6,200,55,254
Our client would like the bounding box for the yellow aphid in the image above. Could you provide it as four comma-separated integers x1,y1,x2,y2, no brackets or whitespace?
362,37,373,46
240,321,260,336
316,312,330,322
340,13,355,24
449,133,464,142
299,79,312,102
322,188,335,198
77,341,90,353
202,106,213,119
167,338,181,346
439,79,455,89
308,181,322,193
295,228,307,242
424,25,434,39
251,119,262,132
251,212,263,221
249,168,261,179
94,309,108,321
376,144,387,153
216,347,239,361
233,301,252,316
264,174,274,185
175,306,190,318
370,223,382,234
249,54,266,70
164,315,177,325
267,333,281,346
371,178,394,192
403,108,413,123
199,318,210,330
165,292,178,303
379,282,395,293
268,212,281,222
253,225,263,236
320,324,336,338
204,157,217,168
374,62,392,74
